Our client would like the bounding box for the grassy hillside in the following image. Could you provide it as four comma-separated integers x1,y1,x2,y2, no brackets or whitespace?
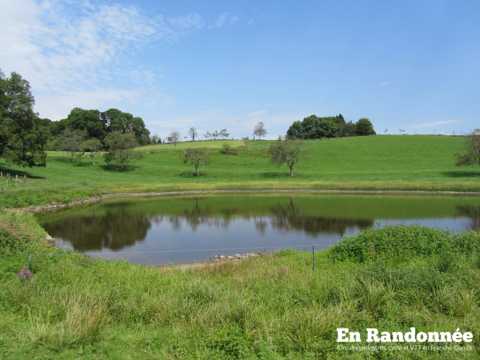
0,135,478,208
1,212,479,359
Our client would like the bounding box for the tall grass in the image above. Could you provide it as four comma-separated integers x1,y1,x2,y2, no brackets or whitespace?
0,212,479,358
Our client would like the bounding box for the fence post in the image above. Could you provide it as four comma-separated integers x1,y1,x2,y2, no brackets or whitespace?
312,245,315,271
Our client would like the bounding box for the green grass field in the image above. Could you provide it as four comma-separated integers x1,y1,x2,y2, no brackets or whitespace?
0,135,478,209
1,211,479,359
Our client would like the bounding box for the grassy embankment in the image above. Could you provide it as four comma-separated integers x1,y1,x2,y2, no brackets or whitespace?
0,135,479,209
1,210,479,359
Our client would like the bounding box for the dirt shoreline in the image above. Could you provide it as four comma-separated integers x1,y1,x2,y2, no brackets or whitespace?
12,188,480,213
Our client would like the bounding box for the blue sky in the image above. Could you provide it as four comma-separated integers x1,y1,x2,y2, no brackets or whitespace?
1,0,479,138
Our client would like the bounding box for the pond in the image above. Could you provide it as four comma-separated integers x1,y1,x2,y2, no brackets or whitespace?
38,194,480,265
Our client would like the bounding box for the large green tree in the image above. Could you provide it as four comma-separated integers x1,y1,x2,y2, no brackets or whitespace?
56,108,150,147
0,71,47,166
355,118,376,136
65,108,106,141
0,71,8,155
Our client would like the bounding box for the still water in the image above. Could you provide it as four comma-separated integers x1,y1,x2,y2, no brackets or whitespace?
38,194,480,265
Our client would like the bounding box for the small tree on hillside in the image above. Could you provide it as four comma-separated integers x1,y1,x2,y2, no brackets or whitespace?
457,130,480,166
80,138,102,165
184,148,209,176
57,128,87,163
219,129,229,139
253,121,267,140
168,131,180,146
150,135,161,144
104,132,139,170
188,127,198,141
269,139,303,177
205,129,229,140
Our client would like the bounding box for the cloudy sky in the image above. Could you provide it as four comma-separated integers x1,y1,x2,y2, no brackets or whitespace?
1,0,479,138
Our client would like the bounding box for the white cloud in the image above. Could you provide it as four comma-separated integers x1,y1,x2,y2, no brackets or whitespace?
0,0,206,120
210,13,239,29
168,14,205,31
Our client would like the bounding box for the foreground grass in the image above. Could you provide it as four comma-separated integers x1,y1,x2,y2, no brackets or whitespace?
0,135,479,209
1,211,479,359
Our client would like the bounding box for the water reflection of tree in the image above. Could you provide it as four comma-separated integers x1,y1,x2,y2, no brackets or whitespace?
255,219,268,235
456,205,480,230
44,209,151,251
269,198,373,236
172,198,234,231
162,197,374,236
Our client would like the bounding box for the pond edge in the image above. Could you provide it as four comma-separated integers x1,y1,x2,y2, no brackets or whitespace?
12,188,480,214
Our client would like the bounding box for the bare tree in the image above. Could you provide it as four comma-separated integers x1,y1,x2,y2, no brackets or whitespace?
188,127,198,142
168,131,180,146
253,121,267,140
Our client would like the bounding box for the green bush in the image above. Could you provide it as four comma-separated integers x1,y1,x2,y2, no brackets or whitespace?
0,229,26,254
329,226,479,263
220,144,239,155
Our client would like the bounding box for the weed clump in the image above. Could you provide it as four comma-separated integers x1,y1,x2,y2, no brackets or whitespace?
330,226,480,263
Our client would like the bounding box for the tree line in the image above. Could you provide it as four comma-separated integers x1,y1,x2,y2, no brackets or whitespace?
49,108,150,151
286,114,375,139
0,70,151,170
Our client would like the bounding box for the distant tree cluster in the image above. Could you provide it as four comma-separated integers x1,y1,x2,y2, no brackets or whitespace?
0,69,152,170
286,114,375,139
49,107,150,152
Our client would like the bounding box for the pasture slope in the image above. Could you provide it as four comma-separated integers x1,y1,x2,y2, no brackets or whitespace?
0,135,478,209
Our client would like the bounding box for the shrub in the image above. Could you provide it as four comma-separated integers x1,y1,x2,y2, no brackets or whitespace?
329,226,469,263
220,144,238,155
0,228,28,254
207,326,252,359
